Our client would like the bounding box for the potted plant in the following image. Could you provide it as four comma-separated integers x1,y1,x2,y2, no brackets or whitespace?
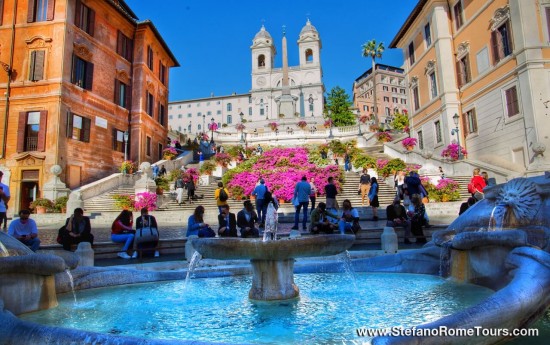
376,131,393,143
134,192,158,211
112,194,134,210
54,196,69,213
214,153,232,167
402,137,418,151
30,198,53,214
120,160,136,174
441,143,467,161
235,123,246,132
162,147,178,160
268,122,279,131
323,119,333,128
297,120,308,129
199,160,217,176
154,176,170,195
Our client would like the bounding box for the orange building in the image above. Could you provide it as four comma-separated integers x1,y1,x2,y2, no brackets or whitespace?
0,0,179,212
390,0,550,175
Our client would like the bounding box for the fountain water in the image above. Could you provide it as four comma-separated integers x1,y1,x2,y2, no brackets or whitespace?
64,269,77,304
184,251,202,286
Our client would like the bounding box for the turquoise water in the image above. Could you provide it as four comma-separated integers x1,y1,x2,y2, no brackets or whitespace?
21,273,494,344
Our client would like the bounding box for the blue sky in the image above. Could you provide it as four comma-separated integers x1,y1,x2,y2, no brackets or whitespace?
125,0,418,102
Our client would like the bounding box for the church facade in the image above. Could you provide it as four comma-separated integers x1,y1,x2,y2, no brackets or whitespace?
168,20,325,136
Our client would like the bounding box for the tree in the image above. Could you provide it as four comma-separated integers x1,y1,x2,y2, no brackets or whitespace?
362,39,385,127
324,86,355,127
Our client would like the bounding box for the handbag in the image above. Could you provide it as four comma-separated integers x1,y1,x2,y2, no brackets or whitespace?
135,216,159,244
292,196,300,207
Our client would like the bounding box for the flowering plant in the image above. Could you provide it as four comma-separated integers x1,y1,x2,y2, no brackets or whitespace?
376,131,393,142
423,178,461,202
405,163,422,174
402,137,418,149
208,122,218,131
134,192,158,211
183,167,199,183
268,122,279,131
359,114,369,123
297,120,308,129
323,119,333,128
236,123,246,131
119,160,136,173
172,140,180,146
214,153,232,167
200,160,217,175
369,124,380,132
112,194,134,210
162,147,178,160
441,143,467,161
403,126,410,134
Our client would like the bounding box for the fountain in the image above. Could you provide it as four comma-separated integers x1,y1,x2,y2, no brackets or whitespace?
191,234,356,300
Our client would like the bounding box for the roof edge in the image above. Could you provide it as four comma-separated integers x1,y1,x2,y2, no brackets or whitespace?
389,0,428,48
137,20,180,67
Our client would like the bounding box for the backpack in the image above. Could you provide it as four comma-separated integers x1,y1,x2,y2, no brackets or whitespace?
467,182,476,194
218,188,228,202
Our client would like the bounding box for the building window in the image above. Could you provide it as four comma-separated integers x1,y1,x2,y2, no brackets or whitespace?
197,124,201,131
216,110,221,115
435,120,442,143
491,21,513,64
28,0,54,22
71,54,94,90
456,54,471,87
159,61,166,85
114,79,130,109
197,112,202,117
412,86,420,111
177,114,182,119
248,96,252,104
363,105,368,111
146,136,151,156
305,49,313,62
158,143,163,161
260,106,264,116
227,115,232,124
67,113,91,142
392,97,398,103
505,86,519,117
382,86,388,91
400,89,406,94
112,129,124,153
408,42,415,65
29,50,45,81
453,1,464,31
429,72,438,98
147,46,153,70
464,108,478,134
117,31,133,61
207,111,212,116
187,113,191,118
159,103,165,126
385,107,390,116
17,111,46,152
424,22,432,46
546,7,550,40
75,0,95,36
418,130,424,150
383,96,389,102
168,115,173,120
391,87,397,93
227,103,232,111
249,107,252,116
146,92,154,117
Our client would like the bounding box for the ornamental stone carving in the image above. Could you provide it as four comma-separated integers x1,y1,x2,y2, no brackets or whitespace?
73,42,93,60
409,76,419,88
25,36,53,49
456,41,470,60
116,69,131,84
490,5,510,31
424,60,436,75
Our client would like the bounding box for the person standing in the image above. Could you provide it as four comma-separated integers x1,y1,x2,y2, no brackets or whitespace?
404,171,422,197
175,175,185,205
237,200,259,238
0,171,10,232
325,176,339,213
358,170,371,205
394,170,406,200
309,177,317,213
217,205,238,237
214,182,230,214
470,168,487,201
344,153,351,172
368,177,380,221
198,151,204,168
152,164,159,179
8,209,40,252
185,178,196,203
158,165,167,177
292,176,311,231
59,208,94,251
252,179,268,227
111,210,135,259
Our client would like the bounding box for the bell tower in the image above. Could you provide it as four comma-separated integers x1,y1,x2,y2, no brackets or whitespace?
298,19,321,69
251,25,276,89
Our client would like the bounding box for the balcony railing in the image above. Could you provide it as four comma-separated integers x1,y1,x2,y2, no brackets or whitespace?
25,137,38,151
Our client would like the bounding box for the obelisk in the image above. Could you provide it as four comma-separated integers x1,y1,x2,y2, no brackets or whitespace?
278,25,295,118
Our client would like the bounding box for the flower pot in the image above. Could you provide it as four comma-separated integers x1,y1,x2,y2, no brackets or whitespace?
36,206,47,214
250,195,256,201
278,199,285,204
422,197,430,204
156,187,164,195
406,146,414,151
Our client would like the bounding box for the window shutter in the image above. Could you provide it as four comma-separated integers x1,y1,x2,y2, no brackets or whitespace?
66,112,73,138
456,60,463,88
46,0,55,21
464,55,471,83
82,117,91,142
0,0,4,26
75,0,81,27
547,7,550,39
126,38,133,61
88,8,95,36
27,0,35,22
32,50,45,81
17,112,27,153
461,111,468,134
471,109,478,132
117,31,123,56
114,79,120,105
85,61,93,90
490,30,499,64
125,85,132,110
37,110,47,151
510,87,519,115
112,129,117,150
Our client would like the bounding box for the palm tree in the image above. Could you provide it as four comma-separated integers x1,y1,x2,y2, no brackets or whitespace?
362,40,385,127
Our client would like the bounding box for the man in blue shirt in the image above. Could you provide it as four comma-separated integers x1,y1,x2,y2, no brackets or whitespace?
252,179,268,227
8,209,40,252
292,176,312,231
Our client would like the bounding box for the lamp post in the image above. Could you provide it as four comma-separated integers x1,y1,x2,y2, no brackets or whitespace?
202,114,206,136
355,109,362,135
308,96,314,117
239,112,245,144
0,61,13,159
123,130,129,161
328,111,334,139
451,113,463,160
210,117,215,144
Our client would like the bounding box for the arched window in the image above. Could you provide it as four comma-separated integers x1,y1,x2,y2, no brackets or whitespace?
305,49,313,62
258,54,265,67
198,124,202,131
227,115,232,124
227,103,232,111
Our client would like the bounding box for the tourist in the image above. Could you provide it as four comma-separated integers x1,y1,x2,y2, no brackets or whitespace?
439,166,445,179
368,177,380,221
59,208,94,251
263,191,279,240
185,177,196,203
358,169,371,205
309,177,317,213
252,179,268,227
344,153,351,172
217,204,238,237
8,209,40,252
470,168,487,201
135,208,160,257
309,202,338,234
408,194,427,244
215,182,230,214
111,209,135,259
187,205,215,237
175,175,185,205
459,197,477,216
0,171,10,232
325,176,339,213
386,198,412,244
158,164,167,177
152,164,159,179
292,176,311,231
394,170,406,200
237,200,259,238
338,199,360,234
198,151,204,168
404,171,421,197
256,144,263,155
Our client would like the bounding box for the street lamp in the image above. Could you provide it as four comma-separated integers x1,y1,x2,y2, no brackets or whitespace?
355,109,362,135
202,114,206,135
123,130,129,161
327,111,334,139
451,113,463,160
308,95,314,117
239,112,245,144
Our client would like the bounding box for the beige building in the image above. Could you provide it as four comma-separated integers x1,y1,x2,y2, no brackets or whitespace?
352,63,409,127
390,0,550,174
